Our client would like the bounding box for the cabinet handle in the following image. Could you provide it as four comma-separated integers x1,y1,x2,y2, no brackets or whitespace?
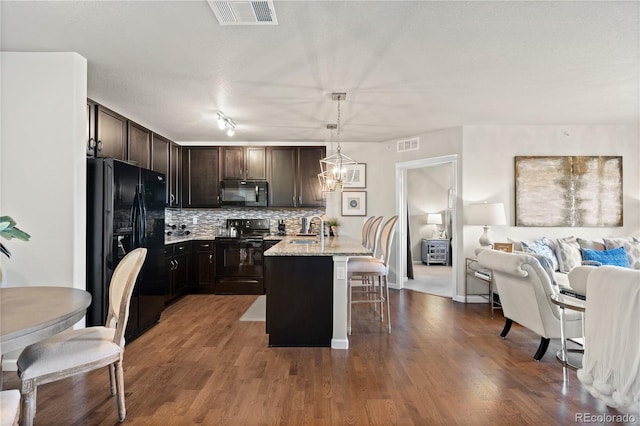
88,138,96,150
209,254,213,264
201,244,210,248
97,140,103,151
170,194,175,203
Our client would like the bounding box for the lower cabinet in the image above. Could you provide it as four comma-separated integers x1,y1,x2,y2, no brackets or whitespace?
192,240,216,293
165,242,191,304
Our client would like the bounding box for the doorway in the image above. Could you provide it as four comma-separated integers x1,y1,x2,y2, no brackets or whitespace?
395,155,458,298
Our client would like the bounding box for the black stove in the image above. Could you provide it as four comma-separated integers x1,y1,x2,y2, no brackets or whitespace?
224,218,270,238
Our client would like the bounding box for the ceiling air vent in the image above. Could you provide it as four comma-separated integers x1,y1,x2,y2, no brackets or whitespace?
208,1,278,25
397,137,420,153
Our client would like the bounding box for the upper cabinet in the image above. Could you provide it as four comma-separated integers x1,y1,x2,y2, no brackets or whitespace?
221,147,266,180
128,121,151,169
182,147,220,208
95,104,127,160
151,133,181,207
267,146,325,208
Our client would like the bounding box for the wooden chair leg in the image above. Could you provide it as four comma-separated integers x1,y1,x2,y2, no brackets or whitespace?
114,361,126,422
500,318,513,339
21,380,36,426
109,364,116,395
384,276,391,334
533,338,550,361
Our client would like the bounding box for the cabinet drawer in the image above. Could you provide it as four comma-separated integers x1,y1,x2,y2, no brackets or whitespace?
193,241,215,251
174,242,190,253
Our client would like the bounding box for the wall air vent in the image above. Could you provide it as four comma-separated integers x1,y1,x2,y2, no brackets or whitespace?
397,137,420,153
207,1,278,25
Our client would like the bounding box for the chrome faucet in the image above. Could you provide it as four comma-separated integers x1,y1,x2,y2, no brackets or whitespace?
306,215,324,244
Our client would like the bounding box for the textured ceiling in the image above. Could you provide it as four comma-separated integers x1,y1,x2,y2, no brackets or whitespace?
1,1,638,144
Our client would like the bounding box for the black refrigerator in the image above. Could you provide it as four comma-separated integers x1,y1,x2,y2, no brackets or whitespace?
87,158,166,341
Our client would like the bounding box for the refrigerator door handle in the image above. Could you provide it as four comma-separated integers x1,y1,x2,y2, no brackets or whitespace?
131,186,140,247
138,184,147,246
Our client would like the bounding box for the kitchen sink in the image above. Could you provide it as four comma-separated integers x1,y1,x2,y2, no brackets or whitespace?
288,239,319,245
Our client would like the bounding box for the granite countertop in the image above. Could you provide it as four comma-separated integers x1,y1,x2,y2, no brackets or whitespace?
165,234,287,245
264,236,372,257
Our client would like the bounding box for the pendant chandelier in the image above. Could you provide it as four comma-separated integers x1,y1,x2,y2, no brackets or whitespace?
318,92,358,192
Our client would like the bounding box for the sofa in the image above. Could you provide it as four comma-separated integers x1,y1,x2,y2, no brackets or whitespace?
508,235,640,289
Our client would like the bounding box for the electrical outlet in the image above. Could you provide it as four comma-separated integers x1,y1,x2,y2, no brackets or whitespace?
192,216,198,225
336,267,346,280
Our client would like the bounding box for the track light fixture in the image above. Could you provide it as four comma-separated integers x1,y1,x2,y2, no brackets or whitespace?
216,112,236,137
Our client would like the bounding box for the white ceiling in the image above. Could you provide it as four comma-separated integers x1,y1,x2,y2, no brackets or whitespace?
1,1,638,144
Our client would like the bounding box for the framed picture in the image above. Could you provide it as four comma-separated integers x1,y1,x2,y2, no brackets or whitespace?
493,242,513,253
342,191,367,216
343,164,366,188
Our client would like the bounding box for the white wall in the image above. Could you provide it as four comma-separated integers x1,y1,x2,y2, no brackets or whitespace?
1,52,87,290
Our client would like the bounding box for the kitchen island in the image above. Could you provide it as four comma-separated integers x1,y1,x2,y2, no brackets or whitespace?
264,236,371,349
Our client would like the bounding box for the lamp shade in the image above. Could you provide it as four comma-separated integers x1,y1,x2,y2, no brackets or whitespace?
465,202,506,226
426,213,443,225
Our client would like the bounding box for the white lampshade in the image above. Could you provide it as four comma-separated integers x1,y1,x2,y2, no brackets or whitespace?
465,202,506,226
465,202,506,249
426,213,443,225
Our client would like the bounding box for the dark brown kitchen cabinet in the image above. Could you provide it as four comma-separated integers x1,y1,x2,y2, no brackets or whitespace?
169,143,181,207
192,241,215,293
165,242,190,305
181,147,220,208
267,146,325,207
128,121,151,169
297,147,325,207
221,147,266,180
151,133,180,207
95,104,127,160
86,100,96,156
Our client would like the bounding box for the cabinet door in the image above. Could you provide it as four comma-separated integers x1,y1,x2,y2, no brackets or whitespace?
297,147,325,207
221,147,244,180
96,105,127,160
173,251,190,296
246,147,266,180
128,121,151,168
169,143,181,207
182,147,220,207
151,133,171,204
164,248,174,303
267,147,296,207
86,100,96,156
192,241,215,293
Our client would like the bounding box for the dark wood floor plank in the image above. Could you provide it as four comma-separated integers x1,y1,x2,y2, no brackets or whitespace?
2,290,622,425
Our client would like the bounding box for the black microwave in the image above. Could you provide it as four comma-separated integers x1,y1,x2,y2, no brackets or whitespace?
220,180,268,207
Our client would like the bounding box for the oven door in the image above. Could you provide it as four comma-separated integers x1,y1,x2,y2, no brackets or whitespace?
215,238,264,294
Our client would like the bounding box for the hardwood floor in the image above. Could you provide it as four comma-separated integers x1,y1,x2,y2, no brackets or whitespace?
3,290,616,425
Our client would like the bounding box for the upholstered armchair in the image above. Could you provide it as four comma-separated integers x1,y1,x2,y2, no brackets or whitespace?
477,249,583,360
574,266,640,414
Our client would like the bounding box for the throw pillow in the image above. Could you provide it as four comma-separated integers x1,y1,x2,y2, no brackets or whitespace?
581,247,630,268
577,237,606,251
524,251,558,286
521,238,559,271
603,237,640,270
555,237,582,273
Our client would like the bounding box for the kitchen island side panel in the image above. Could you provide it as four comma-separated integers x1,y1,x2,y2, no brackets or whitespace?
265,256,333,347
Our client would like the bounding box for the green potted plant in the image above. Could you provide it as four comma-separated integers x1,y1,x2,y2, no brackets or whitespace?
326,218,340,237
0,216,31,258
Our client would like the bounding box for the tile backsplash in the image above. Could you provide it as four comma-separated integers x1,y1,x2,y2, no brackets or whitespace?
165,207,326,240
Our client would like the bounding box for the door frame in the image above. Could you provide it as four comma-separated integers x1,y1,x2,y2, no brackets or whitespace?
394,154,459,298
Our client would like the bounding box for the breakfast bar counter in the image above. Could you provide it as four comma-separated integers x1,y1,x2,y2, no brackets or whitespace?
264,236,371,349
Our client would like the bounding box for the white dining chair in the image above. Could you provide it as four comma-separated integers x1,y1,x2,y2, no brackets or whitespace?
347,215,398,335
17,247,147,426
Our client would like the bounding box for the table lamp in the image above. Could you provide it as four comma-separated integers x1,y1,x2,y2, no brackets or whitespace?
426,213,443,237
465,202,506,249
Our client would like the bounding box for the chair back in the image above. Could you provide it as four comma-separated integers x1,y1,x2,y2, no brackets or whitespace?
361,216,375,247
379,216,398,265
367,216,384,256
106,247,147,348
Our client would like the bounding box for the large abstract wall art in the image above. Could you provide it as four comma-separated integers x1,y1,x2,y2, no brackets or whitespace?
515,156,623,227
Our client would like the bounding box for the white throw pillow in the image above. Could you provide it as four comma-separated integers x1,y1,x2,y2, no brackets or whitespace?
603,237,640,270
555,237,582,273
